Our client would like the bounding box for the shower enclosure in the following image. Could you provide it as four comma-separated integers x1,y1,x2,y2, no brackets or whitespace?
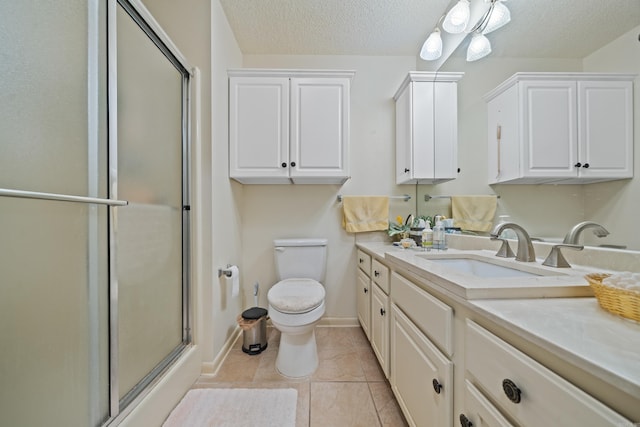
0,1,192,425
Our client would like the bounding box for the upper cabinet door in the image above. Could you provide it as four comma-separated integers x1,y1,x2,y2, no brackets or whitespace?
520,80,578,179
578,80,633,181
289,77,350,184
229,76,290,184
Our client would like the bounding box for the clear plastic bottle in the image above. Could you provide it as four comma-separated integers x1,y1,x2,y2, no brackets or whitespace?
421,224,433,250
433,220,447,250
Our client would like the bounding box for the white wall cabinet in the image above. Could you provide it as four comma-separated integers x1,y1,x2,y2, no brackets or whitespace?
229,69,355,184
394,72,464,185
485,73,634,184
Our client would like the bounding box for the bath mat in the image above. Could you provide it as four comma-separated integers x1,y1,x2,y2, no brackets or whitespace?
163,388,297,427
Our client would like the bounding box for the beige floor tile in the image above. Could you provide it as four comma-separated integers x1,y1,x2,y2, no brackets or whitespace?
349,326,372,349
357,347,387,382
369,382,409,427
312,346,366,382
213,349,262,382
310,382,381,427
315,326,356,349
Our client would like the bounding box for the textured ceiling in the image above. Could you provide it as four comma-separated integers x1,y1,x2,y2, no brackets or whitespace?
219,0,640,60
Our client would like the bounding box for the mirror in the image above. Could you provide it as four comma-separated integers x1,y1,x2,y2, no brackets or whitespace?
415,1,640,251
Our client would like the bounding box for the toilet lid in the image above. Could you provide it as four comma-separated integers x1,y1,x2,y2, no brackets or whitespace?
268,278,325,314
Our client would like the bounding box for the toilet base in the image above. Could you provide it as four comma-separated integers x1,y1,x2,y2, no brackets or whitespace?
275,327,318,378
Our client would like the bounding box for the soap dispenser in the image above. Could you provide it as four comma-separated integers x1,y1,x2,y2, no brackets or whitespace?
421,220,433,249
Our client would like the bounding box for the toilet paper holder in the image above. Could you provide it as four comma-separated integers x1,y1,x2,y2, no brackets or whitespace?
218,264,234,278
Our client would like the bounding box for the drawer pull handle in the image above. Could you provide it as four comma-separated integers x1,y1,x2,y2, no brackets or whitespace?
380,308,386,316
432,379,442,394
363,287,368,294
374,270,380,277
502,379,521,404
459,414,473,427
359,258,363,263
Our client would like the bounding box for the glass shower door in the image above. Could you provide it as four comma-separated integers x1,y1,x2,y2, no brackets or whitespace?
0,1,110,426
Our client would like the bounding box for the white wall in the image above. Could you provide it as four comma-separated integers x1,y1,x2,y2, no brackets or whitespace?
240,55,416,320
582,25,640,249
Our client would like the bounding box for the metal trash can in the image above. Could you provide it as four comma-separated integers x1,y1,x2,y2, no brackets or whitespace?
239,307,268,355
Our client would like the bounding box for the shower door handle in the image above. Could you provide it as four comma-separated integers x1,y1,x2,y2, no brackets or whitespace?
0,188,128,206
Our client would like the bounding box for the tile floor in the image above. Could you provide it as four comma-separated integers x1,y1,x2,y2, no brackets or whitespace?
192,326,408,427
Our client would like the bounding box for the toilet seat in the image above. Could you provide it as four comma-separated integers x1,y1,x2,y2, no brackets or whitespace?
267,278,325,314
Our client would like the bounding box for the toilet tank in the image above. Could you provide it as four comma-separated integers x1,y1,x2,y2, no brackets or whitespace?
274,238,328,283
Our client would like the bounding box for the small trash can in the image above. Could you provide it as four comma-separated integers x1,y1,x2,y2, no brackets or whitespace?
238,307,268,355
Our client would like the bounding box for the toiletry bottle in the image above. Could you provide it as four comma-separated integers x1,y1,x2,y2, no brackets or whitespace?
421,223,433,250
433,220,446,250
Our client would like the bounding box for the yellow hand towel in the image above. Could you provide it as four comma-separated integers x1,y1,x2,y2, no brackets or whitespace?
342,196,389,233
451,196,498,232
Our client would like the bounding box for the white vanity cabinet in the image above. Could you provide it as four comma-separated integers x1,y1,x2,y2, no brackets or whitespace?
390,272,454,427
356,250,372,339
370,259,390,377
485,73,634,184
463,320,632,427
229,69,354,184
394,72,464,184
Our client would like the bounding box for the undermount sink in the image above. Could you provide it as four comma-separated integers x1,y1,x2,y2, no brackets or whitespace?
417,254,566,279
429,258,542,278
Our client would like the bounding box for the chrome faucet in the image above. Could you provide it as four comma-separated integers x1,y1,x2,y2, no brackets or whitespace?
562,221,610,245
490,222,536,262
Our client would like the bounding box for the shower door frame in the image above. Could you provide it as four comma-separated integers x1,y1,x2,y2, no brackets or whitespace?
106,0,194,423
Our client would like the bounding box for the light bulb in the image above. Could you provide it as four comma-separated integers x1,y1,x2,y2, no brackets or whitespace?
467,32,492,61
443,0,470,34
420,29,442,60
483,1,511,34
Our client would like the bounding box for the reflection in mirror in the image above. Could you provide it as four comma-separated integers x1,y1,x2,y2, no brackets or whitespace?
416,1,640,251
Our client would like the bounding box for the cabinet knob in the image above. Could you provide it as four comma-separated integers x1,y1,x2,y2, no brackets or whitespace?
281,162,287,168
457,168,461,173
374,270,380,277
432,378,442,394
574,162,582,168
459,414,473,427
502,379,521,404
404,168,410,173
582,163,590,168
359,258,363,263
363,287,368,294
290,161,296,167
380,307,386,316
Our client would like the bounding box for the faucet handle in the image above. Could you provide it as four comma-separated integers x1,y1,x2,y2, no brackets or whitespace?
542,244,584,268
491,237,515,258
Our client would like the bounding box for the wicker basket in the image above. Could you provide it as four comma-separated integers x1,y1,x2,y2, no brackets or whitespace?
585,273,640,322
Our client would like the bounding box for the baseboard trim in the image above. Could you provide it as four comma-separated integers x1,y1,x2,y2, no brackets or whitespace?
201,326,242,375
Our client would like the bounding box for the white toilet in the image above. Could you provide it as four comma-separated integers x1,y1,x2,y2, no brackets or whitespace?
267,238,327,378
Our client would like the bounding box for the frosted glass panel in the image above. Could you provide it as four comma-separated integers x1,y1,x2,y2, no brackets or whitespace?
0,1,93,195
115,5,184,399
0,198,110,427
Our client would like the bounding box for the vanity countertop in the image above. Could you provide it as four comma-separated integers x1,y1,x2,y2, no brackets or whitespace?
355,240,640,405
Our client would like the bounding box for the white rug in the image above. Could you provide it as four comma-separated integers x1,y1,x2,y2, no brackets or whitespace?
163,388,297,427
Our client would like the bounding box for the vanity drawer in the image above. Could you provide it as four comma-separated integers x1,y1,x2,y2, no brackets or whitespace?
462,379,514,427
390,272,453,357
371,259,390,294
465,320,631,427
356,249,371,276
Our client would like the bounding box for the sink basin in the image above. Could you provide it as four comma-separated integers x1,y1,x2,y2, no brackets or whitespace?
416,253,566,279
429,258,542,278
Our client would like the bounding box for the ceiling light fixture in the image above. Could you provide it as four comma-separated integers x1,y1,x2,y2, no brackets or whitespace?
442,0,471,34
483,1,511,34
420,28,443,60
419,0,512,63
